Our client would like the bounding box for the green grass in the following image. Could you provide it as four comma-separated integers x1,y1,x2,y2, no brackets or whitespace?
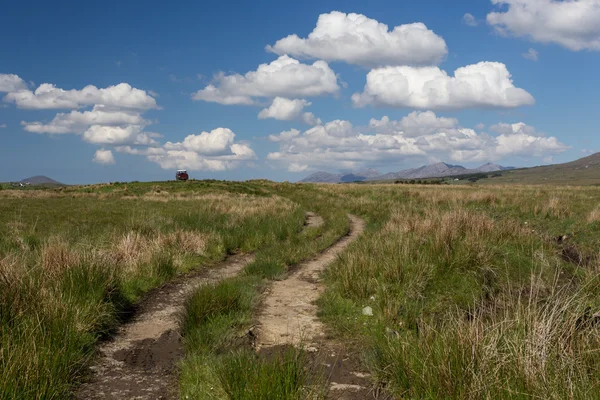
0,181,305,399
313,184,600,398
178,182,348,399
4,180,600,399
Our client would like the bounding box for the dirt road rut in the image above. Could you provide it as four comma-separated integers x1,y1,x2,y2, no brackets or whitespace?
256,215,376,399
76,253,254,400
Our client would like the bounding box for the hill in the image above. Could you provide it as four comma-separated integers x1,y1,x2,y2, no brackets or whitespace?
18,175,65,187
300,168,381,183
478,152,600,185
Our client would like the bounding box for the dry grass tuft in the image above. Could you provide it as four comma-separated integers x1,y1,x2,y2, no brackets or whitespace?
587,206,600,223
41,238,81,278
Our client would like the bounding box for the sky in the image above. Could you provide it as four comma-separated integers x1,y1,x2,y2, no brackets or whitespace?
1,0,599,184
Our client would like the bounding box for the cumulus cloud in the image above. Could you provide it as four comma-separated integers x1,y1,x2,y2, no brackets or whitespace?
93,149,116,165
191,55,339,105
462,13,480,27
258,97,321,125
0,74,28,93
82,125,161,146
487,0,600,51
267,112,568,172
522,48,539,61
266,11,447,67
116,127,257,171
4,82,158,110
369,111,458,136
163,127,236,155
22,106,148,134
489,122,542,136
2,73,165,166
352,62,535,110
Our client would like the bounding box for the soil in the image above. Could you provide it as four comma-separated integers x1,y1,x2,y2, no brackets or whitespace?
255,215,383,399
75,253,254,400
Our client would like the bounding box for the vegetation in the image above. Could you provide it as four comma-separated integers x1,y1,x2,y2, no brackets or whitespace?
319,184,600,399
3,181,600,399
0,182,309,399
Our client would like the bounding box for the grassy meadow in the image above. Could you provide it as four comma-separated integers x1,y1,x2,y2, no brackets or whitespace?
2,180,600,399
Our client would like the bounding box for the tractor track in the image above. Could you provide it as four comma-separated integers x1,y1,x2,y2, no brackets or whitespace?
74,211,326,399
255,215,380,399
75,253,254,400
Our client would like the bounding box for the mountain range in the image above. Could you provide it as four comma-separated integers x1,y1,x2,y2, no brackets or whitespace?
300,162,513,183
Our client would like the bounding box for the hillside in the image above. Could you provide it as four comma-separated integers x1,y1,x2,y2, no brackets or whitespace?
478,153,600,185
300,168,381,183
18,175,65,187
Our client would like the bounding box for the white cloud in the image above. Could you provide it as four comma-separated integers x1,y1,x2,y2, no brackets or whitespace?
191,55,339,105
487,0,600,51
352,62,535,110
0,124,6,128
522,48,539,61
0,74,28,93
164,127,235,155
369,111,458,136
259,97,309,120
266,11,447,67
116,127,257,171
93,149,116,165
258,97,322,125
463,13,480,27
301,112,321,126
267,112,568,172
22,106,148,134
4,82,158,110
489,122,541,136
82,125,161,146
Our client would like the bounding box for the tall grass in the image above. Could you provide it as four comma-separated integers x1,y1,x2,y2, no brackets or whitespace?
178,182,349,399
0,182,302,399
318,183,600,398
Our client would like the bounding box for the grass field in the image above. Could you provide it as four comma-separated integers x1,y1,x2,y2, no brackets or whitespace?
2,181,600,399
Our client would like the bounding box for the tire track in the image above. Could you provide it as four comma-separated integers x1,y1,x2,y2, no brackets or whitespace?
76,253,254,400
255,215,374,399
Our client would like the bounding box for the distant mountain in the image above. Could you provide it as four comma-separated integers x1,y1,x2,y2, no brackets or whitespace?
300,172,344,183
19,176,65,186
300,168,382,183
474,163,514,173
301,162,511,183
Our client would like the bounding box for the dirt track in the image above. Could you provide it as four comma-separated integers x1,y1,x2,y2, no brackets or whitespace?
76,213,371,399
256,215,378,399
76,254,254,400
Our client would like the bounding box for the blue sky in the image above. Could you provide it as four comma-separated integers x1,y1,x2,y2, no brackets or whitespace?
1,0,599,183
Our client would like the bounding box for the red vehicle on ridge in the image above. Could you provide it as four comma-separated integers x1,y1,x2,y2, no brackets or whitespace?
176,169,189,181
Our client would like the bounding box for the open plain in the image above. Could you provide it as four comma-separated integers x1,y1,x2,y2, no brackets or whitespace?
2,180,600,399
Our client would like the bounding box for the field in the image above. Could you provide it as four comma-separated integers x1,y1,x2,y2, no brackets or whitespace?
2,180,600,399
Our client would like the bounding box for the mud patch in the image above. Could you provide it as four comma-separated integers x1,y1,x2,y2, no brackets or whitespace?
113,330,182,371
560,245,596,266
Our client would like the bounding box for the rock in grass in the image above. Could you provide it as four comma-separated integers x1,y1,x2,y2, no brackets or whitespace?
362,306,373,316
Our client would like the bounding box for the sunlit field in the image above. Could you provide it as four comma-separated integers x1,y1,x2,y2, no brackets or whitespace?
2,181,600,399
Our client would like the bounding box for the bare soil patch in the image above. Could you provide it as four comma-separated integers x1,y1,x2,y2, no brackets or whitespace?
75,253,254,400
